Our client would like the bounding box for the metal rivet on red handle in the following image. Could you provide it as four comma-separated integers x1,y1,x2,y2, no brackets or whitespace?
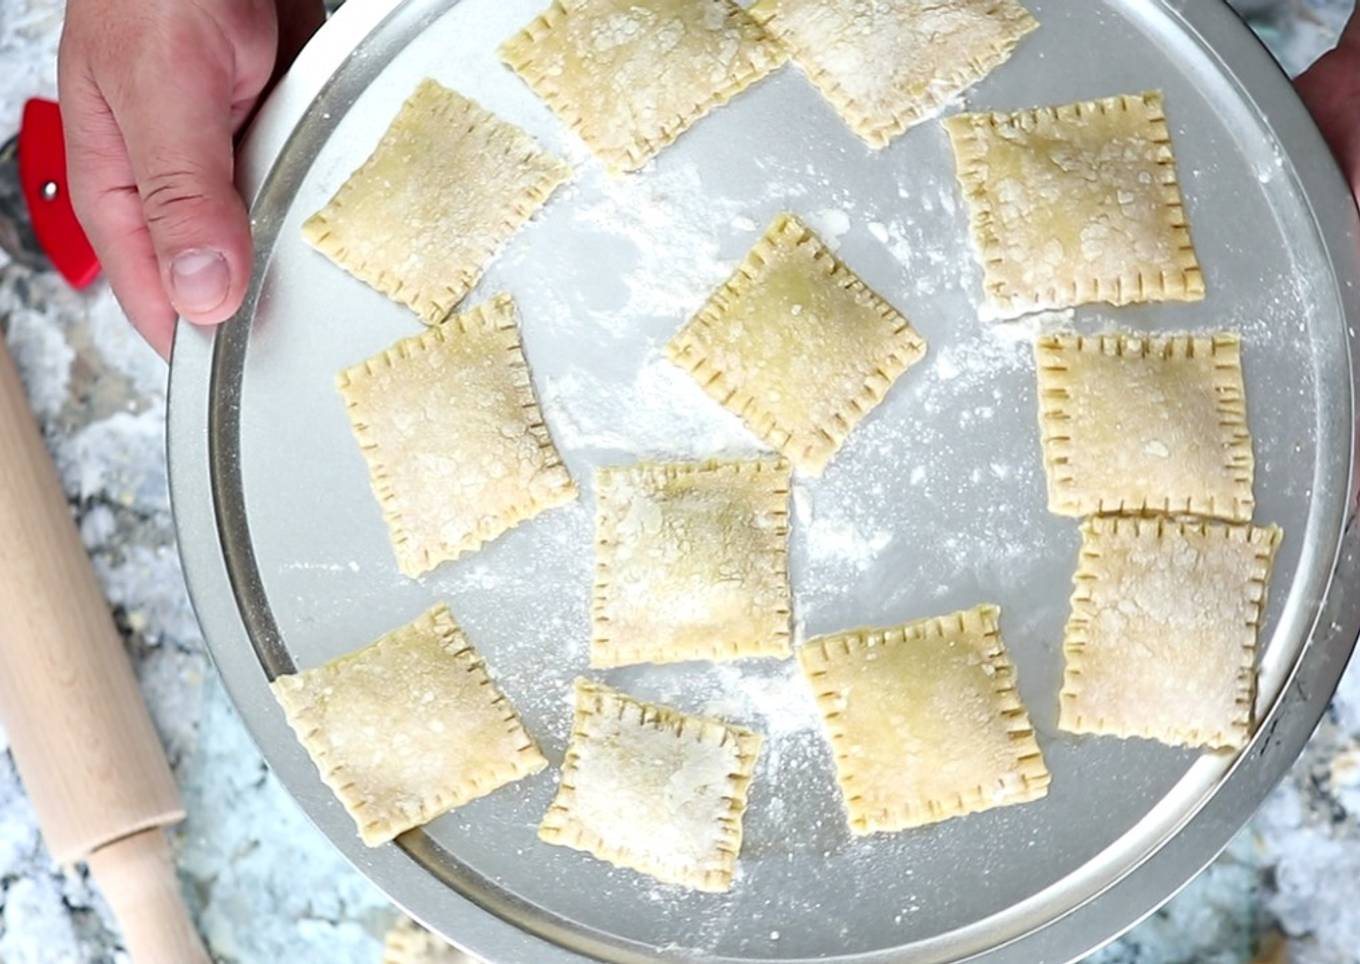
17,98,100,290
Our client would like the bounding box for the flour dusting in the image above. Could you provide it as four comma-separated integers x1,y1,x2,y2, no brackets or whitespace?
558,162,806,335
544,352,760,459
698,661,821,743
805,516,894,571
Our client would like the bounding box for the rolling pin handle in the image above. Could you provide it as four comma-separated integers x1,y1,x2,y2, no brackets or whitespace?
85,827,210,964
0,327,205,961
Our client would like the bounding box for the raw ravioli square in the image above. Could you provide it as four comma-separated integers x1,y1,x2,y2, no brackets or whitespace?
303,78,571,323
799,605,1049,834
1060,516,1282,750
271,604,548,846
538,679,762,892
591,458,792,667
666,213,927,475
337,294,577,577
750,0,1037,147
500,0,784,174
1035,331,1253,521
945,91,1204,318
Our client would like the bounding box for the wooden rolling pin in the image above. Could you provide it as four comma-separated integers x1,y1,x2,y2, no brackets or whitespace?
0,337,208,963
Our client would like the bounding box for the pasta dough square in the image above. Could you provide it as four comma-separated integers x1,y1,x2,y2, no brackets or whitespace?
271,605,548,846
539,679,762,892
666,213,927,475
337,294,577,577
1035,331,1253,521
500,0,784,174
303,78,570,324
750,0,1037,147
1060,516,1283,750
383,918,470,964
591,458,792,667
945,91,1204,318
799,605,1049,834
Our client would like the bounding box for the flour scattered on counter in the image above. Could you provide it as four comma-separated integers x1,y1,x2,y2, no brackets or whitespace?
792,484,814,527
54,406,168,510
869,211,965,297
881,217,916,261
806,516,893,572
95,544,206,647
4,310,71,418
457,561,505,593
0,757,37,879
916,330,1033,418
0,0,59,134
78,504,116,549
808,207,851,249
573,167,726,322
282,560,362,574
563,162,800,331
544,354,760,460
0,877,82,964
990,308,1078,344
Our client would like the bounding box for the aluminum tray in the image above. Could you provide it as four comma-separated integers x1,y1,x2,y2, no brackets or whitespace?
167,1,1360,960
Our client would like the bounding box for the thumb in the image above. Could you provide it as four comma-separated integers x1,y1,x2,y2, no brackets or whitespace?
110,55,252,325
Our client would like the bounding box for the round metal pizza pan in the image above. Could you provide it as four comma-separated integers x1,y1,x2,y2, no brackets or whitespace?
166,0,1360,961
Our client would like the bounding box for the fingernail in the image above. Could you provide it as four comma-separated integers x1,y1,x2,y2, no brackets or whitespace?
170,249,229,313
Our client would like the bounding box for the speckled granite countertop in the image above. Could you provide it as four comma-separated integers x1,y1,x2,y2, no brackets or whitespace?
0,1,1357,962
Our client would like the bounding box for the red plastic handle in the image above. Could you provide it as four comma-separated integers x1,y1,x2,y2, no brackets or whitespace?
18,98,101,289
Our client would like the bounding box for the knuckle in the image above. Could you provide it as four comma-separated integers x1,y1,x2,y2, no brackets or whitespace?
70,183,140,249
160,21,212,74
107,14,226,101
232,2,280,84
220,0,280,42
138,168,215,229
65,169,125,234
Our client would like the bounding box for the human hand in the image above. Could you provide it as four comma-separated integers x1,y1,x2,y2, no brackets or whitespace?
58,0,323,358
1296,7,1360,201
